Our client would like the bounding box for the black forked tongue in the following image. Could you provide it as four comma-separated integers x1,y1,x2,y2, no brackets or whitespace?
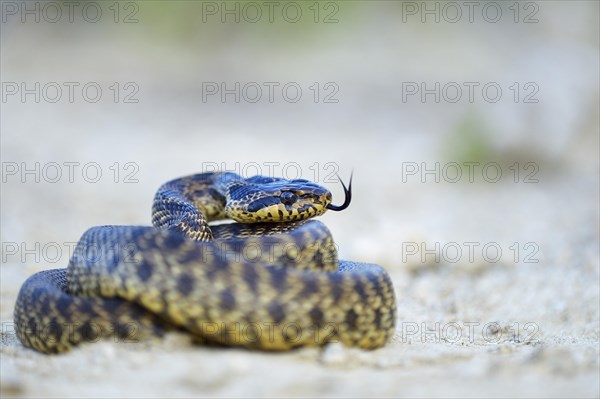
326,173,352,211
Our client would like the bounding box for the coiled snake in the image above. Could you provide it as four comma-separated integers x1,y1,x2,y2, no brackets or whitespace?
14,172,397,353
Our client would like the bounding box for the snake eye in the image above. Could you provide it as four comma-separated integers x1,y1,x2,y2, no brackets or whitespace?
280,191,298,205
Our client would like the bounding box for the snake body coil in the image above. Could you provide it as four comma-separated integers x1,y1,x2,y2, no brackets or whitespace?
14,172,397,353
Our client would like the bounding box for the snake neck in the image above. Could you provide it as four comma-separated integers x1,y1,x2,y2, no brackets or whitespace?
151,172,245,241
152,171,329,240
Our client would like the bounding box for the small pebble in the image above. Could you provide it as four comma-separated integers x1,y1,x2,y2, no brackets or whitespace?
320,343,350,367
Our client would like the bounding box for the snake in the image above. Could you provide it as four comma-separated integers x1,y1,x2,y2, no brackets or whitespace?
13,172,397,354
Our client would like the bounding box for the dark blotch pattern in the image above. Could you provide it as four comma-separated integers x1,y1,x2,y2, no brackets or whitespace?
241,265,259,294
268,267,288,294
136,260,154,282
344,309,358,330
177,273,195,296
163,230,187,248
79,300,98,317
300,277,319,298
374,308,383,329
353,280,369,302
267,301,286,324
56,297,71,317
329,275,345,303
219,288,236,312
309,307,324,327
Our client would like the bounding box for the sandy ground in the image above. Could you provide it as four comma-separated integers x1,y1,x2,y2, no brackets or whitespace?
1,159,598,398
1,2,599,397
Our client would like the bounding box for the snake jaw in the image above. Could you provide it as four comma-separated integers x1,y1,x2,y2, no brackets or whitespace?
230,198,329,223
326,173,352,212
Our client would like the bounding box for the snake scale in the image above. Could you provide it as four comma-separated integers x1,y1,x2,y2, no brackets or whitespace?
14,172,397,353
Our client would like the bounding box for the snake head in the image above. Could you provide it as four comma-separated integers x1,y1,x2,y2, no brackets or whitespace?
225,177,339,223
